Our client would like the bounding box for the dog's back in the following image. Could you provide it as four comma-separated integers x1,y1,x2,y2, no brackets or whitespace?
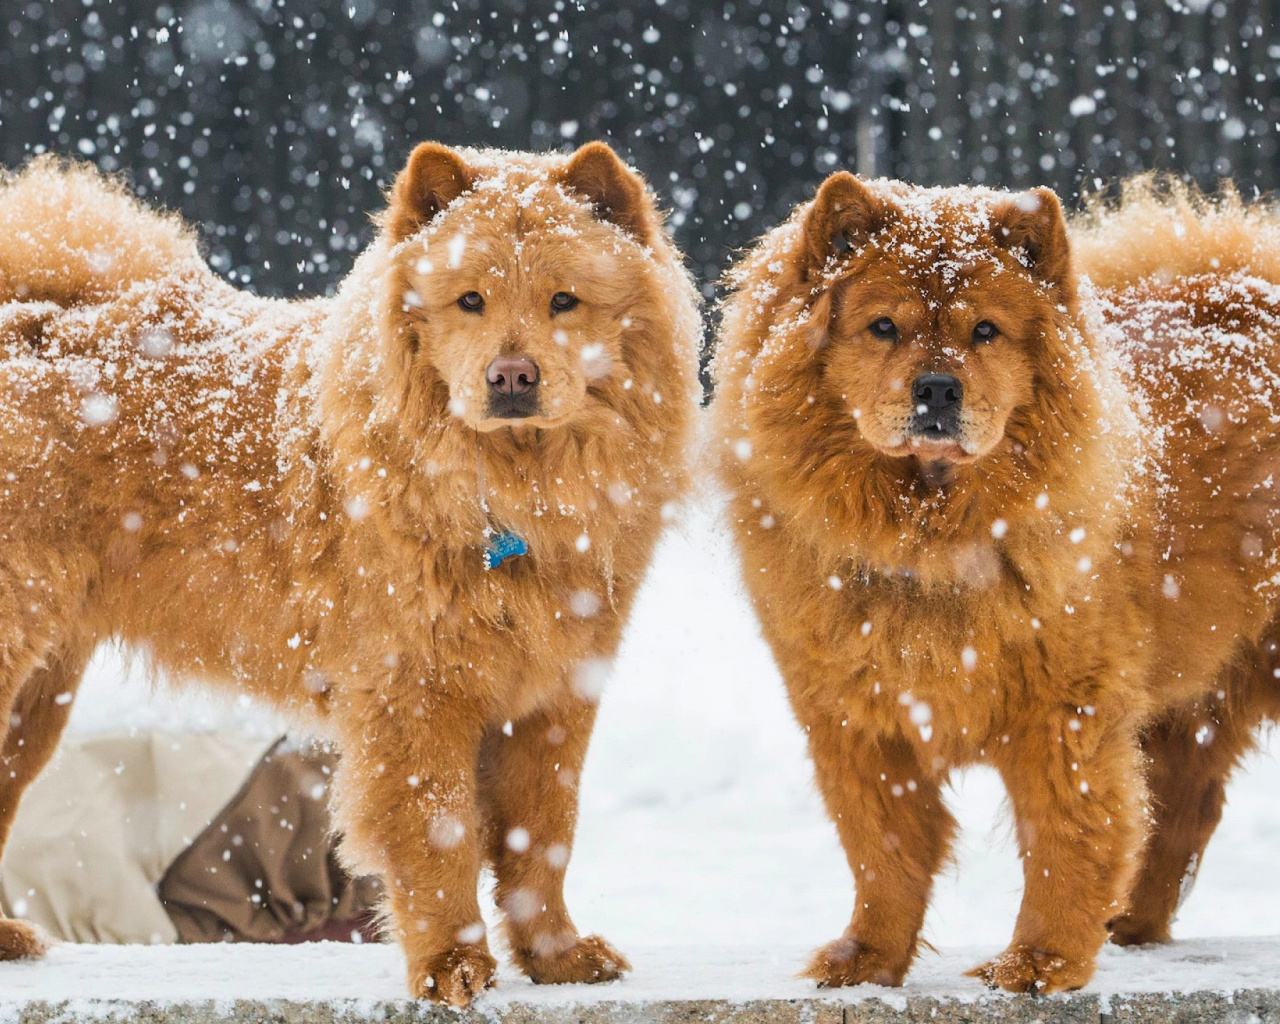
0,160,324,701
1072,175,1280,292
1069,179,1280,699
0,156,203,308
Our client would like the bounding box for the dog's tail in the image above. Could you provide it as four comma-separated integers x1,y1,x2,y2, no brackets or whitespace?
1071,173,1280,293
0,155,200,308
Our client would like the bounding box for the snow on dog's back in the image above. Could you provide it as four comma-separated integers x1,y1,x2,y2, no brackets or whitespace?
0,156,202,307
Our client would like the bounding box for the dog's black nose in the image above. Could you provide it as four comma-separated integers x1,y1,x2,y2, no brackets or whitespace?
486,355,540,396
912,373,963,412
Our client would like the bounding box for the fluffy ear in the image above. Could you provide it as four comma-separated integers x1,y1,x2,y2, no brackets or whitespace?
560,142,653,244
386,142,473,242
990,187,1072,289
803,171,893,272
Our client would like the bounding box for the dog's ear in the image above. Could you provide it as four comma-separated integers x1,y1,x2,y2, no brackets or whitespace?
803,171,893,272
561,142,653,244
386,142,473,242
990,187,1072,290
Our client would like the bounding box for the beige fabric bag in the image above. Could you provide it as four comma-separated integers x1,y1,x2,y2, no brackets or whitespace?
0,731,271,944
0,730,383,946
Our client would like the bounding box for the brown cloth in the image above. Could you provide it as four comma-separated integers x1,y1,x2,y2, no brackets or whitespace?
158,738,382,944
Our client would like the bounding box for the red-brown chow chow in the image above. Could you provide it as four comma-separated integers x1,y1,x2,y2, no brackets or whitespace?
711,172,1280,993
0,141,700,1005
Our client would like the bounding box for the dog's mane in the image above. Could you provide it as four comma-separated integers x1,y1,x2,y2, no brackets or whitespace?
309,151,701,582
713,179,1137,588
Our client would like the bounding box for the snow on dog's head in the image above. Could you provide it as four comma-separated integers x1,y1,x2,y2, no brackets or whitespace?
312,140,700,563
713,172,1129,574
796,175,1075,478
380,141,668,433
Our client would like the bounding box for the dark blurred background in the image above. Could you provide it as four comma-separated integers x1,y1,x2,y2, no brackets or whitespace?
2,0,1278,301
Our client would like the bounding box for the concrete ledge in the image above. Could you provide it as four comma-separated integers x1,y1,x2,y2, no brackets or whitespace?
2,939,1279,1023
11,995,1280,1024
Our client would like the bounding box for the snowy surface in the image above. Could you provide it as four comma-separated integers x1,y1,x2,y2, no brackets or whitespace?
5,939,1280,1007
52,494,1280,996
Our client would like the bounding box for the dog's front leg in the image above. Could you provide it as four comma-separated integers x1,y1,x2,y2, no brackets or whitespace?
477,693,629,985
797,710,957,988
331,689,494,1007
971,702,1147,993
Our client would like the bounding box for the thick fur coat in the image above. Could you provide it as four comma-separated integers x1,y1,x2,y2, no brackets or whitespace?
711,172,1280,993
0,142,701,1005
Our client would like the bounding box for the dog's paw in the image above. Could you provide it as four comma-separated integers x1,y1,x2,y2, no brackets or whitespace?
966,944,1093,994
521,934,630,985
801,935,909,988
410,945,497,1007
0,919,49,960
1107,913,1171,947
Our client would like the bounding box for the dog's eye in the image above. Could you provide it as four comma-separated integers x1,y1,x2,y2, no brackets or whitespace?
973,320,998,343
457,292,484,313
550,291,579,313
869,317,898,341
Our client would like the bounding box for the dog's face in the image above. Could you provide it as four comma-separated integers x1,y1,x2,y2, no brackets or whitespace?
385,142,658,432
803,175,1072,487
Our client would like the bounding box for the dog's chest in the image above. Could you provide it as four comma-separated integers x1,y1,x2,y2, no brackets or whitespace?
414,549,619,692
825,579,1056,747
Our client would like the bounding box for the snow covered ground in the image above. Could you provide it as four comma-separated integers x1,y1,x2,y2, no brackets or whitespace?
61,495,1280,985
6,938,1280,1005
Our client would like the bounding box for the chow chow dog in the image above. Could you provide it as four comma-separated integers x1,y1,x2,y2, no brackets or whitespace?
0,140,700,1005
712,171,1280,993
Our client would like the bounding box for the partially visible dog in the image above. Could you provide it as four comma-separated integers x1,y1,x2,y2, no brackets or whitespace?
712,171,1280,992
0,140,701,1005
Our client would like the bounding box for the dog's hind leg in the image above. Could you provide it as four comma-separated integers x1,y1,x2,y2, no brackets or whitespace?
1110,647,1278,946
0,633,93,957
477,693,629,986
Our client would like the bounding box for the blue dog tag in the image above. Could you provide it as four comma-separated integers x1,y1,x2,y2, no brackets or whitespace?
483,530,529,570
